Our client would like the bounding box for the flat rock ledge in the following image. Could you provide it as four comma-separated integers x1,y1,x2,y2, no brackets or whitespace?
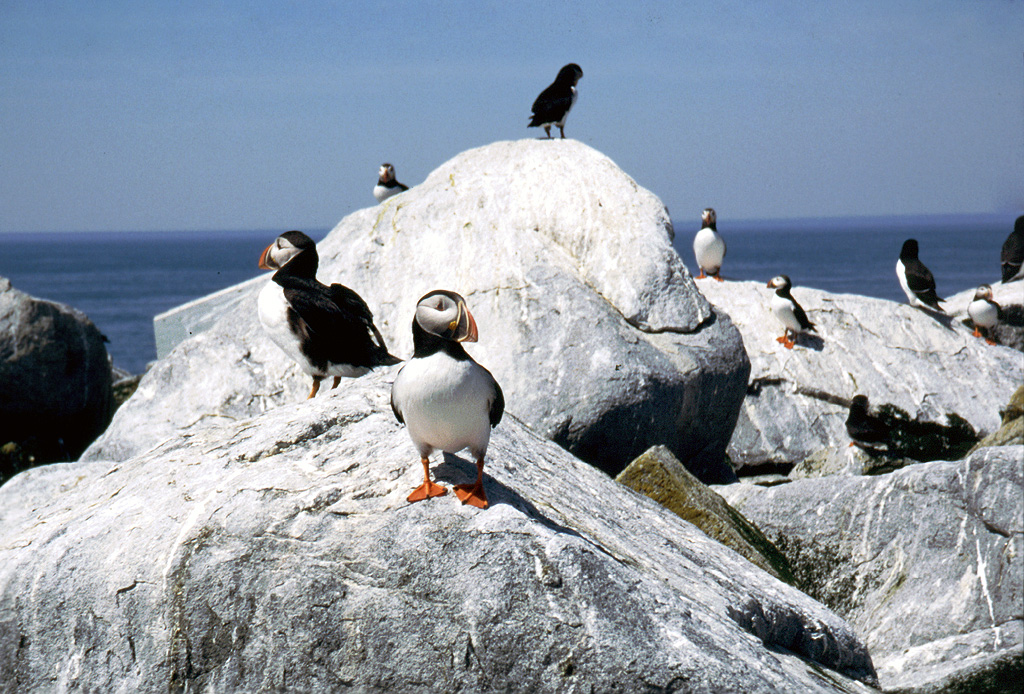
1,371,876,693
695,279,1022,469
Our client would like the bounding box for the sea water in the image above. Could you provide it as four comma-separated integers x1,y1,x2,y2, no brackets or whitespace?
0,214,1016,374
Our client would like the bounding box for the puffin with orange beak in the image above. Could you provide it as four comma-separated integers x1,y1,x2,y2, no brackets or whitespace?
390,290,504,509
257,230,399,399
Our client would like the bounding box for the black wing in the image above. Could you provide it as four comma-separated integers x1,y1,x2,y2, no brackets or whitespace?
792,299,816,332
489,376,505,428
905,259,944,305
1001,227,1023,283
390,375,405,424
529,84,572,126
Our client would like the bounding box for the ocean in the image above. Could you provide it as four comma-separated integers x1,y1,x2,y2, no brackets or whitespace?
0,214,1016,375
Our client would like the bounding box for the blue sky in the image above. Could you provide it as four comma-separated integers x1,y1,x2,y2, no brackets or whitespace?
1,0,1022,232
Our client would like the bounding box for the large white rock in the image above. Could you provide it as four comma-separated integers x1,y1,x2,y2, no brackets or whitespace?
695,279,1023,467
0,372,877,692
718,445,1024,693
87,140,750,482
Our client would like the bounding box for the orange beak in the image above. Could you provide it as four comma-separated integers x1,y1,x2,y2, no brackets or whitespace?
258,243,274,270
459,307,479,343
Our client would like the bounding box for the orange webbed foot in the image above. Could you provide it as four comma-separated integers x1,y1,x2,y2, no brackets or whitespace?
713,275,724,282
454,483,489,509
972,328,982,338
985,338,997,346
784,339,795,349
407,480,447,503
307,378,322,399
776,335,788,343
697,271,706,279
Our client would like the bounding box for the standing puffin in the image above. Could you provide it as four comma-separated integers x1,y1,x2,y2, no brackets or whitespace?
1000,215,1024,283
896,239,944,311
528,63,583,139
391,290,504,510
693,207,726,281
845,395,890,450
257,231,399,399
373,163,409,203
967,285,1000,345
767,275,816,349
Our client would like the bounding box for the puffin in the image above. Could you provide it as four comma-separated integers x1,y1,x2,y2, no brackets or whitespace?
845,395,890,450
693,207,726,281
528,63,583,139
257,231,399,399
767,275,816,349
373,163,409,203
1000,215,1024,283
390,290,504,510
967,284,1000,345
896,239,944,311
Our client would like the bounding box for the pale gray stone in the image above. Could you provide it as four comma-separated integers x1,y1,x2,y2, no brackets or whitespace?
0,371,876,693
717,445,1024,692
696,279,1022,468
90,140,750,482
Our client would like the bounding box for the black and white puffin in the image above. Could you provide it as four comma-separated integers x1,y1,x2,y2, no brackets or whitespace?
390,290,504,510
896,239,944,311
1000,215,1024,283
528,63,583,139
967,284,999,345
693,207,726,281
257,231,399,399
845,395,890,450
373,163,409,203
767,275,816,349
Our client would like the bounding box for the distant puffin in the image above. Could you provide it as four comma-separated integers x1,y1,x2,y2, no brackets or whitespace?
896,239,944,311
373,163,409,203
967,284,1000,345
767,275,816,349
693,207,726,281
257,231,399,399
391,290,504,509
528,63,583,139
845,395,890,450
1000,215,1024,283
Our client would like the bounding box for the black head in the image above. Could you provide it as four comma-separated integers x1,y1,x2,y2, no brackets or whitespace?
556,63,583,85
899,239,919,260
258,230,318,275
767,274,792,291
850,394,870,413
701,208,717,229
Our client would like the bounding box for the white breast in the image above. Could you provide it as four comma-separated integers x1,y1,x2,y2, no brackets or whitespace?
258,280,315,375
771,294,803,333
968,299,998,329
392,352,495,460
374,184,399,203
693,228,726,274
896,259,918,306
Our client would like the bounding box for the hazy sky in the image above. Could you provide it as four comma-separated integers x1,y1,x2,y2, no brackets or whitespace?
1,1,1022,233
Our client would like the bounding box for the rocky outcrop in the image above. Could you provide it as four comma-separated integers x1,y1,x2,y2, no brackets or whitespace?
946,280,1024,352
969,385,1024,452
0,371,876,693
0,277,113,483
616,445,795,584
695,279,1022,469
718,445,1024,693
87,140,750,483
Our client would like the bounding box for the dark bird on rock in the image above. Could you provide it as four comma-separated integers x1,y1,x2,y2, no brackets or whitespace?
845,395,890,450
257,231,399,399
967,284,999,345
896,239,944,311
1000,215,1024,283
528,63,583,139
373,163,409,203
767,275,816,349
693,207,726,281
391,290,504,510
